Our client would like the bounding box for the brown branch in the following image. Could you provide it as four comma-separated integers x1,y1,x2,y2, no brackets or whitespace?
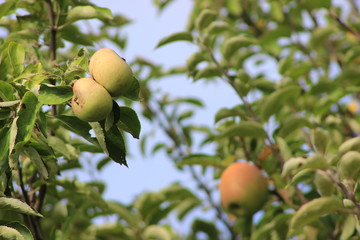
45,0,57,62
329,9,360,41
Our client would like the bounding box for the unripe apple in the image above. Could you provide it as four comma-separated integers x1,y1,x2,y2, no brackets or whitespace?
89,48,133,97
219,162,268,216
71,78,113,122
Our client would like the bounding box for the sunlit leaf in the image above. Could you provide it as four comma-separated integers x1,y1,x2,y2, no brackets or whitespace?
38,84,73,105
222,36,257,60
195,9,217,32
156,32,193,48
0,197,42,217
177,154,224,168
0,225,25,240
16,91,42,143
66,5,112,24
288,196,342,237
260,85,302,121
219,121,267,138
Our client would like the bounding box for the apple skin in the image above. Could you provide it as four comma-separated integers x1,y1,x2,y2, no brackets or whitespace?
71,78,113,122
219,162,269,217
89,48,133,97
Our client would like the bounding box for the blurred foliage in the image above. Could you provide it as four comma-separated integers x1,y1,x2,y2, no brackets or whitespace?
1,0,360,239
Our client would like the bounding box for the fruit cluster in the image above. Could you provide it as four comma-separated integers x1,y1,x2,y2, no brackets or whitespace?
71,48,133,122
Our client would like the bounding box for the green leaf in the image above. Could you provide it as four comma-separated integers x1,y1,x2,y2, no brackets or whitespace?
222,36,257,60
55,179,108,210
287,169,315,187
117,106,141,139
0,197,42,217
9,117,18,157
251,214,291,240
0,80,16,101
156,32,193,48
177,154,224,168
281,157,306,177
55,115,93,142
60,24,93,46
143,225,171,240
47,136,78,161
0,225,25,240
0,0,16,19
0,41,25,79
314,170,334,197
2,222,33,240
225,0,242,15
276,136,292,161
302,0,331,9
0,127,10,175
167,97,204,107
23,146,48,180
288,196,342,237
194,65,222,80
104,124,127,166
278,115,311,138
260,85,302,121
338,151,360,180
186,51,208,73
124,77,141,101
38,84,72,105
206,21,231,35
338,137,360,156
0,100,20,107
191,219,219,240
340,214,356,240
16,91,42,143
312,128,329,154
215,106,246,123
195,9,217,32
65,5,113,24
90,122,127,166
107,201,138,228
219,121,267,138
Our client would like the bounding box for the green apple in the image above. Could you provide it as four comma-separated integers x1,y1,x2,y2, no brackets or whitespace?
71,78,113,122
89,48,133,97
219,162,268,216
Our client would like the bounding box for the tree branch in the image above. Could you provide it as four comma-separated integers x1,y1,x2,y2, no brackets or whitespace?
329,9,360,41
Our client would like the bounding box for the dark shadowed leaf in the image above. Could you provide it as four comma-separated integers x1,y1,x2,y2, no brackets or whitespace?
55,115,93,142
117,106,141,139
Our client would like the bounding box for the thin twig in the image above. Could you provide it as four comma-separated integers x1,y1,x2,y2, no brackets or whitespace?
329,9,360,41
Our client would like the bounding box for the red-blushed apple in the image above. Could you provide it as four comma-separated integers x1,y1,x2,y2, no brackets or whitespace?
219,162,269,216
89,48,133,97
71,78,113,122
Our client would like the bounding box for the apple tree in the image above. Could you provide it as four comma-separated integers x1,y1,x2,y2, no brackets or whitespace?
1,0,360,239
